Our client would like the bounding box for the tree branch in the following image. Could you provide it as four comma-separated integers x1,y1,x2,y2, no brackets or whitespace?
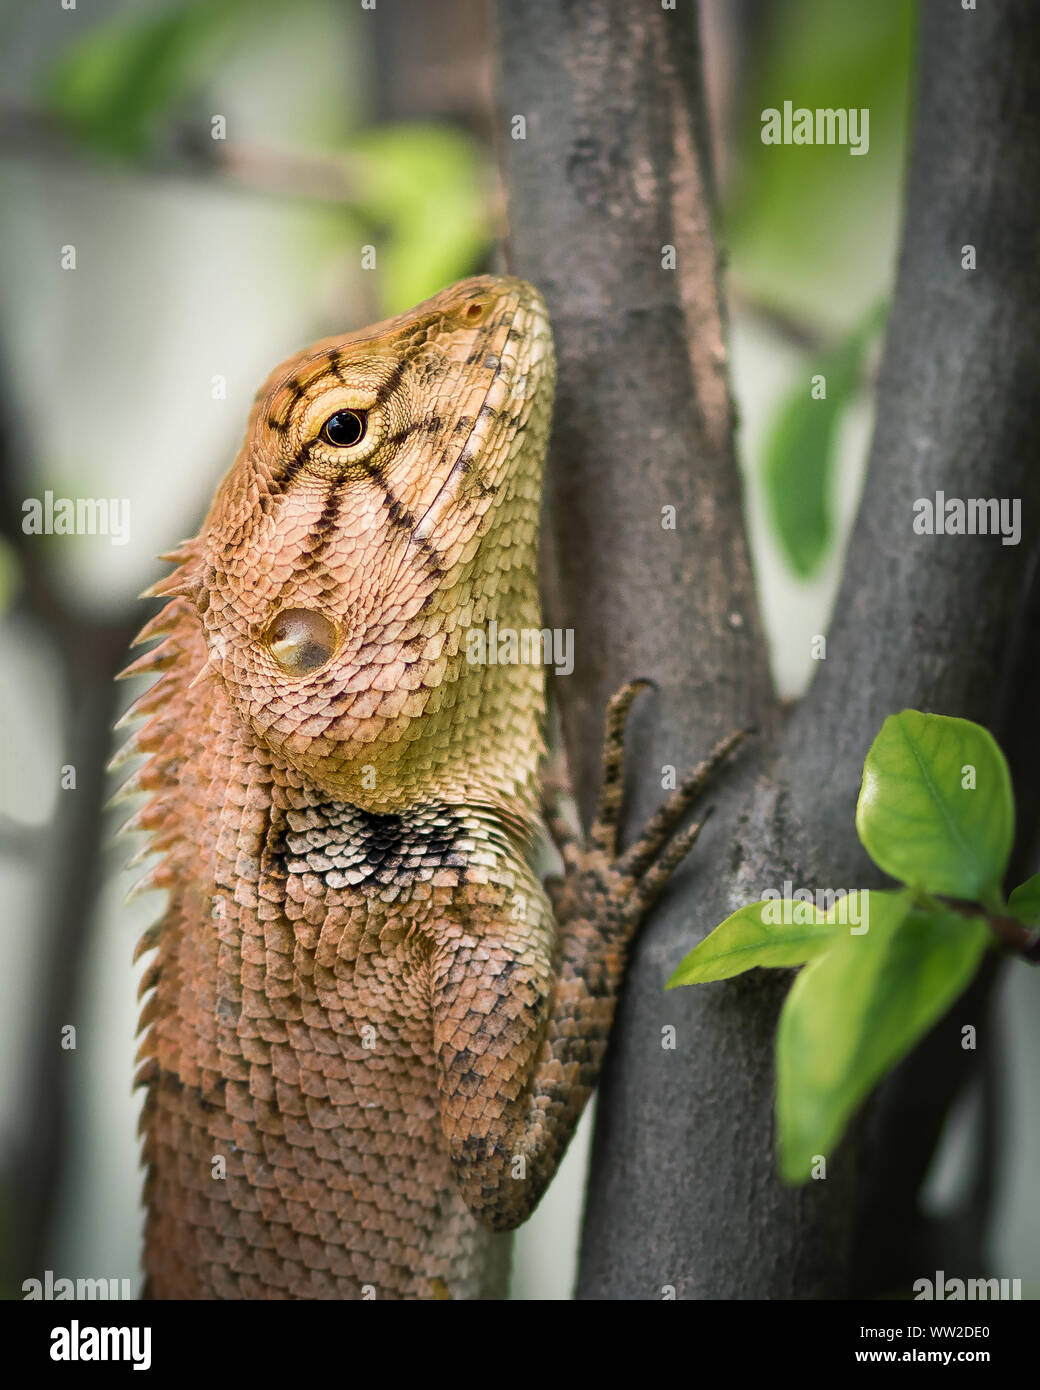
494,0,802,1300
496,0,1040,1298
777,0,1040,1294
0,104,369,210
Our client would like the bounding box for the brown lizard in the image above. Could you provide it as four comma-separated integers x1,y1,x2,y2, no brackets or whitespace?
114,274,745,1300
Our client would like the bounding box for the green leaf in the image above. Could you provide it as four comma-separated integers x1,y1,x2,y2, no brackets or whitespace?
855,711,1014,907
348,125,490,316
776,891,989,1183
762,311,880,577
1009,874,1040,927
44,0,252,156
667,900,836,986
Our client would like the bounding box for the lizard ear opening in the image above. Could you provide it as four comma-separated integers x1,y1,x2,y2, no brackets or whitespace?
263,608,339,676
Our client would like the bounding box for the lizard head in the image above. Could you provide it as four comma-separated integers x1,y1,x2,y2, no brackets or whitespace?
192,275,555,808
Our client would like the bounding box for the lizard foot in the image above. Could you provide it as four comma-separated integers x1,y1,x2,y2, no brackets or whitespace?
545,680,751,936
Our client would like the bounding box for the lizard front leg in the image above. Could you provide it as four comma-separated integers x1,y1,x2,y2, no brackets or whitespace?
432,681,748,1230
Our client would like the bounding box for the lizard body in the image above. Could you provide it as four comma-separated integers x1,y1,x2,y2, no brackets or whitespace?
116,275,742,1299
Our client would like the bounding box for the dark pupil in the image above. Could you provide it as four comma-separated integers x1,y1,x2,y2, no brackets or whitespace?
322,409,366,447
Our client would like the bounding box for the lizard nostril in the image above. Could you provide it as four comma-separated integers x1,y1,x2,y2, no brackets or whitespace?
263,608,339,675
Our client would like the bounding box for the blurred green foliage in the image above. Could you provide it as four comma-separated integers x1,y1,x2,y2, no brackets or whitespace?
41,0,490,317
726,0,915,578
44,0,262,157
762,302,884,577
724,0,915,328
347,126,490,317
0,539,16,618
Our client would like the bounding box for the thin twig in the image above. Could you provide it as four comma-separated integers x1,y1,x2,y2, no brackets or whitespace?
0,103,369,210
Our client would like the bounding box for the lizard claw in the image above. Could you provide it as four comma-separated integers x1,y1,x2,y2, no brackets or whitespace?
581,681,753,923
588,679,655,856
620,727,752,881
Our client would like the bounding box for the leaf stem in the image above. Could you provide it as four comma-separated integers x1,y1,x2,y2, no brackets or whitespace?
940,896,1040,964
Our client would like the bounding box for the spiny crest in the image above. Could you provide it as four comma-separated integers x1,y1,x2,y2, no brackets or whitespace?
111,549,207,1055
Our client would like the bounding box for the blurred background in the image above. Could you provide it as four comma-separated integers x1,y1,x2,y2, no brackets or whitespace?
0,0,1035,1299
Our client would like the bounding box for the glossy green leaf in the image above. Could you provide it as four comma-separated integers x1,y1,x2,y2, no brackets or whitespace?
1009,874,1040,927
777,891,989,1183
667,900,836,986
856,711,1014,906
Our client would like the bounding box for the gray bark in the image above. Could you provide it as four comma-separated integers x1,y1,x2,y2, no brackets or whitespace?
495,0,1040,1297
371,0,495,143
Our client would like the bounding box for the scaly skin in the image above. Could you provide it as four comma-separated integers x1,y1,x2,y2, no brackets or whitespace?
115,275,744,1300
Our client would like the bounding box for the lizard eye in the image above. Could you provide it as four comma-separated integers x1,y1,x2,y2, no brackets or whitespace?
263,608,339,675
321,409,367,448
